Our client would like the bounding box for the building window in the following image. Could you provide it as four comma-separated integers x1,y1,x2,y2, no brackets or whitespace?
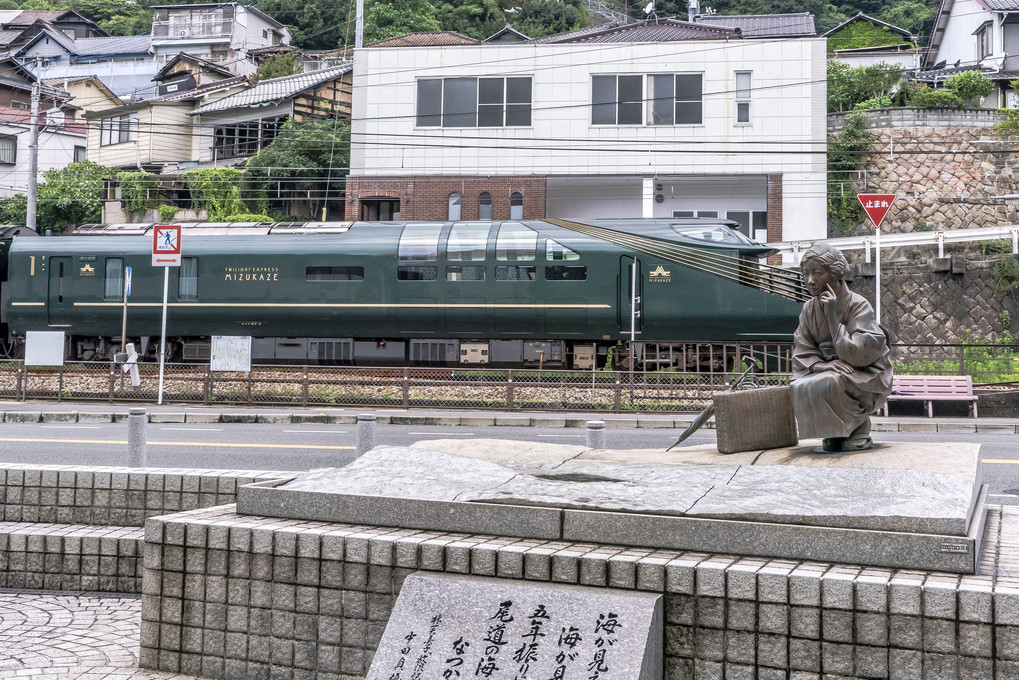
592,75,642,125
213,117,285,158
100,113,138,146
0,135,16,164
726,210,767,240
735,71,752,124
11,100,28,110
509,192,523,219
977,22,993,59
416,77,532,128
104,257,124,300
448,193,462,220
478,192,492,220
73,146,86,163
178,257,198,300
649,74,703,125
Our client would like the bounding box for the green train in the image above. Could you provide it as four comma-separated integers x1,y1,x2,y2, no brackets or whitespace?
1,218,807,369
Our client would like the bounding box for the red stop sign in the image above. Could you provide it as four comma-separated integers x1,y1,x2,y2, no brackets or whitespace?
857,194,896,228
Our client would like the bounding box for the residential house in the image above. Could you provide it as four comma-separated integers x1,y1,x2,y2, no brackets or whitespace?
188,63,352,166
14,27,154,98
150,3,292,75
0,10,104,49
348,19,828,244
152,53,238,97
42,75,122,116
922,0,1019,105
85,74,249,174
0,105,86,197
822,13,920,70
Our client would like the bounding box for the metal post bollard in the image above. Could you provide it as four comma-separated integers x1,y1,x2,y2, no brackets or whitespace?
586,420,606,449
128,407,147,467
356,414,377,457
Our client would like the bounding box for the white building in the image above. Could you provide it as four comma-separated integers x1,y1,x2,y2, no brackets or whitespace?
0,107,86,197
348,20,828,244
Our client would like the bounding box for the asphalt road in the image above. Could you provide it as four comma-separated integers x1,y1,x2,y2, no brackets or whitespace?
0,420,1014,502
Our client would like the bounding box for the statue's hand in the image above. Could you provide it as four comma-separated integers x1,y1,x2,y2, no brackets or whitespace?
819,283,838,320
811,360,854,375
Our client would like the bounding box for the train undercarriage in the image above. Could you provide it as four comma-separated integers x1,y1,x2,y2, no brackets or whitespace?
55,335,785,373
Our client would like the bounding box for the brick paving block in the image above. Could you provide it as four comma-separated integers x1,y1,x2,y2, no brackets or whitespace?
855,570,891,612
696,596,725,629
923,617,957,654
723,662,754,680
855,645,889,679
790,606,821,639
607,551,644,589
636,554,670,591
469,542,498,576
726,558,764,600
726,599,755,631
790,565,823,607
997,625,1019,660
855,611,889,647
757,602,788,635
960,621,994,658
959,577,994,622
890,614,922,649
665,623,695,657
994,584,1019,625
666,593,695,627
694,627,724,661
922,651,958,679
757,560,795,603
821,641,853,675
694,658,724,679
756,633,787,668
821,567,858,609
821,609,853,643
923,575,959,618
524,545,555,581
579,550,614,587
550,549,582,583
789,638,820,672
890,571,925,616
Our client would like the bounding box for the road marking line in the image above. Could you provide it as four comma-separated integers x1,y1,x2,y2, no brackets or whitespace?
161,427,223,432
283,430,349,434
0,437,355,450
40,426,102,430
408,432,475,436
538,434,585,438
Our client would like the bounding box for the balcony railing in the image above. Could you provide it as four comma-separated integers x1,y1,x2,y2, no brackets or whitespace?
151,20,233,39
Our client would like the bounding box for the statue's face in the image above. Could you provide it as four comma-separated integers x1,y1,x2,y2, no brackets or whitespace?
802,260,837,298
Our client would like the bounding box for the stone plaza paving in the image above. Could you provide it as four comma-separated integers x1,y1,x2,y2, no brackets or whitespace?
0,590,200,679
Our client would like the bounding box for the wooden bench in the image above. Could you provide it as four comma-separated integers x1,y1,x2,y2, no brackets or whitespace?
882,375,978,418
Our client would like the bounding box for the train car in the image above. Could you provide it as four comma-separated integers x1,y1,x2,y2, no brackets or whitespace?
1,218,807,369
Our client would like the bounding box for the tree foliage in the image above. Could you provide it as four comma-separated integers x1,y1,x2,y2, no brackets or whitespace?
511,0,584,39
944,70,994,103
827,59,904,113
434,0,505,39
252,52,299,83
363,0,440,43
244,116,351,217
38,161,109,228
827,111,873,234
182,168,246,221
826,21,912,51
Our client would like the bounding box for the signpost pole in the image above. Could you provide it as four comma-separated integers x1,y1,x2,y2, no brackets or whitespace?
875,226,881,325
158,266,169,405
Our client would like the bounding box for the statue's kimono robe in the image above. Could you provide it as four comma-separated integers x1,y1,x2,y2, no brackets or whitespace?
790,286,893,439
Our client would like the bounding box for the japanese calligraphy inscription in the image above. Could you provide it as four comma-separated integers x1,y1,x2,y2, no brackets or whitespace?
368,573,663,680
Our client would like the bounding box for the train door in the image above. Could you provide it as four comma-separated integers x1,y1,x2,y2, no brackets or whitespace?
618,256,643,335
47,256,72,326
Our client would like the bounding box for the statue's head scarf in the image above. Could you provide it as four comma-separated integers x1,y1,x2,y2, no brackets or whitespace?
801,243,848,280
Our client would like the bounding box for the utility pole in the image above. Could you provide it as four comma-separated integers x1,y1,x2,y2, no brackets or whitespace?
355,0,363,48
26,76,39,232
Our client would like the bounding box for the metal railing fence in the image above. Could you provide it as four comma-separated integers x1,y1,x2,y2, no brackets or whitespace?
1,342,1014,410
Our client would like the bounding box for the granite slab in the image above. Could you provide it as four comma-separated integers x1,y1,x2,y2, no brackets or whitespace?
366,572,662,680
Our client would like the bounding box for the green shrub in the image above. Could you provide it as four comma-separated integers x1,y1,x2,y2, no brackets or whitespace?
158,204,177,222
219,212,274,222
853,96,893,111
909,88,964,108
117,171,158,214
945,70,994,102
982,238,1013,255
993,254,1019,293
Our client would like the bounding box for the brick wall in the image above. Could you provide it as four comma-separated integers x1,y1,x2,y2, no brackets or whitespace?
347,175,547,221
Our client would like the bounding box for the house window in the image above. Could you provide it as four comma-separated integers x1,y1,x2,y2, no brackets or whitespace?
104,258,124,300
100,113,138,146
213,117,285,158
509,192,523,219
478,192,492,220
592,75,642,125
977,23,993,59
416,77,532,128
11,100,28,110
448,193,462,220
649,74,703,125
178,257,198,300
726,210,767,239
73,146,86,162
0,135,16,164
735,71,752,124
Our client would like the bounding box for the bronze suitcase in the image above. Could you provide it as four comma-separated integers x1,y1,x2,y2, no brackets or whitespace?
713,385,798,454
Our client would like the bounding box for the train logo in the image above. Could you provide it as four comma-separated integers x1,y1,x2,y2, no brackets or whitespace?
79,263,95,277
648,265,671,283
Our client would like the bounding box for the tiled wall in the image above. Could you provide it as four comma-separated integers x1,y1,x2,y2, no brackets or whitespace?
140,504,1019,680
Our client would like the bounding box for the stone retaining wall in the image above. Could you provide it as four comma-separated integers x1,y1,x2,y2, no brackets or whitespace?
139,503,1019,680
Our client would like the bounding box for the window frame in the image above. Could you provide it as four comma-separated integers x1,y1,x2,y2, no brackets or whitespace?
734,71,752,125
594,73,704,127
0,134,16,164
99,113,138,147
977,22,993,59
416,76,533,129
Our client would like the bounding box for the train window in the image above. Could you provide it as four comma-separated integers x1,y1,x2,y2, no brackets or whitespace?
104,258,124,301
495,221,536,261
446,265,486,281
306,266,364,281
398,222,443,261
545,239,579,261
496,265,535,281
545,265,586,281
178,257,198,300
447,222,489,261
397,266,438,281
670,224,750,245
